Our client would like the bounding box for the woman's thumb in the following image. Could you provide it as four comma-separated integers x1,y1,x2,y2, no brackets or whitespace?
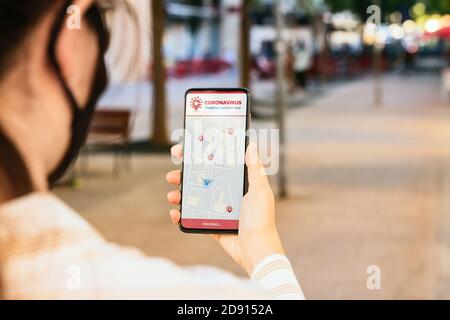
246,143,269,188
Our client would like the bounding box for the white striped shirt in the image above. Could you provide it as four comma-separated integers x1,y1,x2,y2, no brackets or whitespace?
0,193,304,300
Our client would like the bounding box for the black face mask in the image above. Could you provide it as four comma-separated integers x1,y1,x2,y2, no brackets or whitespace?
47,1,109,186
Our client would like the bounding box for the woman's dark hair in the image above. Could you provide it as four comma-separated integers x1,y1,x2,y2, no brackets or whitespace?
0,1,58,78
0,128,35,198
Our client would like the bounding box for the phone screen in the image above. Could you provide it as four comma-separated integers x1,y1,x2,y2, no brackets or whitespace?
180,89,249,232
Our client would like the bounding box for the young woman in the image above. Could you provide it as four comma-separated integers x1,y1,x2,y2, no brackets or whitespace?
0,0,304,299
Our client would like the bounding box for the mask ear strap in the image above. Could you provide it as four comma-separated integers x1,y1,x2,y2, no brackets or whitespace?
47,2,109,187
47,0,79,112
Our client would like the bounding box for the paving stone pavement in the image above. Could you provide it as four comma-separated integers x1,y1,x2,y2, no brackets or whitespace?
56,73,450,299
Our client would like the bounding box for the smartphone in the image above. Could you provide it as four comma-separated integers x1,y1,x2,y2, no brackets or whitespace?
179,88,250,234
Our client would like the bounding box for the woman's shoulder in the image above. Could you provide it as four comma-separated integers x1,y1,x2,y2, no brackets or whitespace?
0,192,103,258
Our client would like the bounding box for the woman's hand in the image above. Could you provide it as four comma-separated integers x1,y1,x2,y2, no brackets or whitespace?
166,143,285,275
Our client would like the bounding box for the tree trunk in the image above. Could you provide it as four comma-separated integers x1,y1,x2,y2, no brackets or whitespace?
151,0,169,145
373,0,383,107
239,0,251,89
274,0,287,198
373,42,383,107
313,13,328,89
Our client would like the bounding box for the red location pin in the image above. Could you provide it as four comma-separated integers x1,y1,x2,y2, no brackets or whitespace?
208,154,214,161
227,206,233,214
199,135,204,142
228,128,234,135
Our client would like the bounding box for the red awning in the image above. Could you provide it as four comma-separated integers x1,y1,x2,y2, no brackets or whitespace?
424,26,450,39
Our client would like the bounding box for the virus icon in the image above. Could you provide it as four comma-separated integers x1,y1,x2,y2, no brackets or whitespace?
190,97,203,111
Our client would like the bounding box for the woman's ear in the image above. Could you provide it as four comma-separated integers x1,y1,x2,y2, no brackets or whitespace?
72,0,95,13
56,0,99,107
65,0,96,29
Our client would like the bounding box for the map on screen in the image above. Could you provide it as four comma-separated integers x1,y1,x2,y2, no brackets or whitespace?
181,91,248,230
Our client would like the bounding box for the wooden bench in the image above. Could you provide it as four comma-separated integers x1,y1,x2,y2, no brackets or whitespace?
80,109,132,176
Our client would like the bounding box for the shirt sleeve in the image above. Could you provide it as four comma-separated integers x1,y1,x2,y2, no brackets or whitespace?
30,241,304,300
77,244,305,300
251,254,305,300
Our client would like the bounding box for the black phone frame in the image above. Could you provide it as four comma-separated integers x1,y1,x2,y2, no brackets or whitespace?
179,88,251,234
